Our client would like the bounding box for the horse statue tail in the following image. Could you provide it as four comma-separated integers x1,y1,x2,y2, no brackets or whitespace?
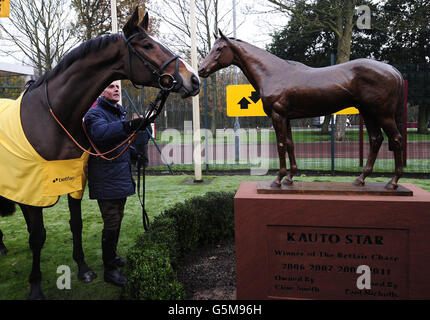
396,77,406,148
0,197,15,217
393,67,405,150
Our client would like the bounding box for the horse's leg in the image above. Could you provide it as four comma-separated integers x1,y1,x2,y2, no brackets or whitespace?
354,114,383,186
271,111,287,187
20,204,46,300
283,120,298,185
68,195,97,283
380,117,403,190
0,197,16,255
0,229,7,255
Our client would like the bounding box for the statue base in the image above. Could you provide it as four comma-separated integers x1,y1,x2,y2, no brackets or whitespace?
257,181,413,196
235,182,430,299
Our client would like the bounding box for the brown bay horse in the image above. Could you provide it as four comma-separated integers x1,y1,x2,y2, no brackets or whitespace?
0,9,200,299
199,31,405,189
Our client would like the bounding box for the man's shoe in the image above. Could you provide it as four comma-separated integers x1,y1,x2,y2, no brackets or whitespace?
104,266,127,287
114,254,127,268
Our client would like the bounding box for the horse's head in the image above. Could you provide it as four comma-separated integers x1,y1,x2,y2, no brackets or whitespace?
123,8,200,98
198,30,235,78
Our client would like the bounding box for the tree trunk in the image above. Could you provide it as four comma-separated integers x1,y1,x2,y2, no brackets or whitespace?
321,115,331,134
333,0,354,141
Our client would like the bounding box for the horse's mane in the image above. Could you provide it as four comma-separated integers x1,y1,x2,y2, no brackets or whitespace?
230,37,304,67
26,34,121,92
229,37,242,42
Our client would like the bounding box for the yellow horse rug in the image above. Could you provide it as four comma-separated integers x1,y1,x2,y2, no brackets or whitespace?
0,95,88,207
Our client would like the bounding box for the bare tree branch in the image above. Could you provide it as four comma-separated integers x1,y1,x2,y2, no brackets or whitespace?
0,0,78,75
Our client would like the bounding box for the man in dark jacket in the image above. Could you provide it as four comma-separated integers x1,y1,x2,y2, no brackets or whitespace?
84,81,148,287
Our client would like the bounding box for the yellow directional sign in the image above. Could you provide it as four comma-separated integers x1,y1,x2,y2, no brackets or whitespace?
334,107,359,115
0,0,10,18
226,84,267,117
226,84,359,117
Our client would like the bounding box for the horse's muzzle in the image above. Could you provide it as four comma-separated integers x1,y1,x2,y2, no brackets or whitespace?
198,67,209,78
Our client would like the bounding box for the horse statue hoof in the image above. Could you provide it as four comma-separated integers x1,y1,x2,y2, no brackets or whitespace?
385,182,398,190
282,178,294,186
270,180,281,188
78,270,97,283
353,179,365,186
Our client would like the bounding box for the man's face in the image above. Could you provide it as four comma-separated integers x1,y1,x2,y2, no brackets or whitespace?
101,81,120,105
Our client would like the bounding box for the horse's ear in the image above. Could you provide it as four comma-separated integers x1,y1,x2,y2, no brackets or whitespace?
123,6,140,37
139,11,149,31
213,32,218,40
218,29,226,39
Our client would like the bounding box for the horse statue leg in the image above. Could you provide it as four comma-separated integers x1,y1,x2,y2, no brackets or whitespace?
19,204,46,300
380,118,403,190
283,120,298,185
271,110,288,187
353,114,384,186
67,195,97,283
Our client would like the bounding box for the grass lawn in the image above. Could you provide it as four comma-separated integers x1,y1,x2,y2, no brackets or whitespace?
0,174,429,300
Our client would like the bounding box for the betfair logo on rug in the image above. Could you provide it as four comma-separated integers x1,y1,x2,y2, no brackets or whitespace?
52,176,76,184
0,0,10,18
226,84,267,117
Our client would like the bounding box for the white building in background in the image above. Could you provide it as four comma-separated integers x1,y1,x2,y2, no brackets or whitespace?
0,62,34,82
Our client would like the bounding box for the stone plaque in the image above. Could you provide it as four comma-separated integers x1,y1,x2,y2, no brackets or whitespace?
267,225,409,299
235,182,430,299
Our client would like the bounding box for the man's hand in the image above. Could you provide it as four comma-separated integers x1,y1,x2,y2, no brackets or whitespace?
124,117,148,133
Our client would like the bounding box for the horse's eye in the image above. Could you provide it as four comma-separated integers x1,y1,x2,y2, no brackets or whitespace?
142,43,153,50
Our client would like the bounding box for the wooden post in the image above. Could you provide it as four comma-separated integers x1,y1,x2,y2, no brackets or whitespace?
190,0,202,181
110,0,122,105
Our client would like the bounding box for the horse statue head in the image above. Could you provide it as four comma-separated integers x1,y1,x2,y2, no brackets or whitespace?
198,30,235,78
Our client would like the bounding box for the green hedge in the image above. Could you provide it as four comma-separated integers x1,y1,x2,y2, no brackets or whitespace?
123,191,235,300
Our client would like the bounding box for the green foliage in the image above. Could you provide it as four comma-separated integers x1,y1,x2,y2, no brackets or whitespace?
134,215,181,266
266,0,335,67
163,191,235,257
123,191,235,300
125,244,185,300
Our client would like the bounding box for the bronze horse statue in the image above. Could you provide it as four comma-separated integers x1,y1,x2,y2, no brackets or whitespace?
199,31,405,189
0,8,200,299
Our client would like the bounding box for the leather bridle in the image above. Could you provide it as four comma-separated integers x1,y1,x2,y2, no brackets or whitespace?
123,30,183,92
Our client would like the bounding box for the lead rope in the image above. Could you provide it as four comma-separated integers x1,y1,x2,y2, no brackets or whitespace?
46,82,137,160
137,89,170,231
137,154,150,231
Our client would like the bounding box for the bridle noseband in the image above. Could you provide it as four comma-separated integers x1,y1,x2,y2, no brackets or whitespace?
123,32,183,92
